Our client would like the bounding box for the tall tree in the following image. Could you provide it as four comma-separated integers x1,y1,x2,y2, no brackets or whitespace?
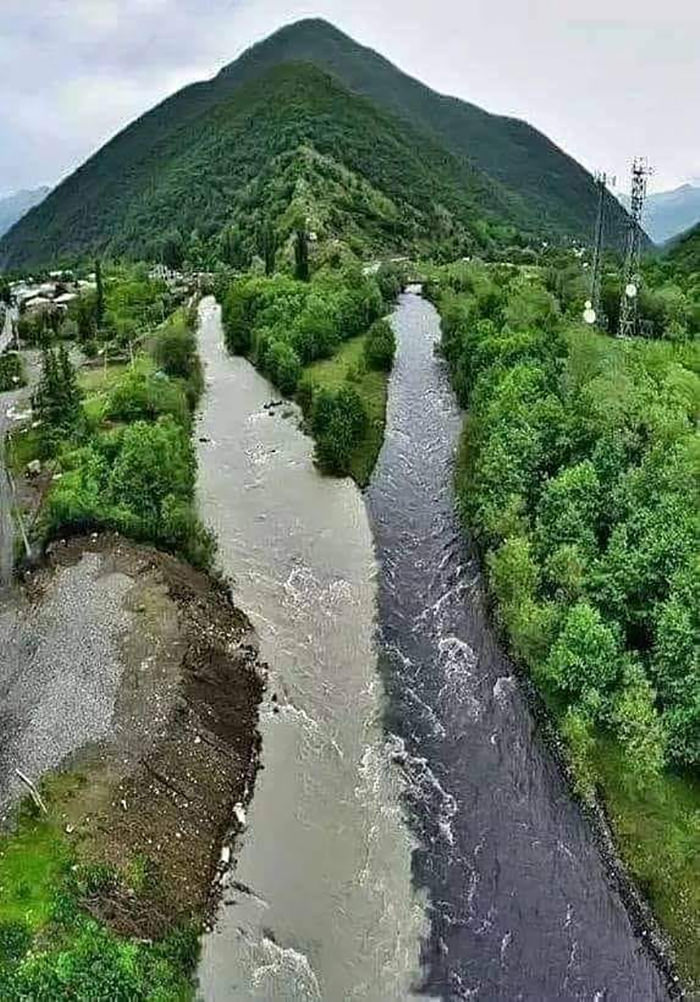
259,220,277,276
95,258,105,329
294,227,310,282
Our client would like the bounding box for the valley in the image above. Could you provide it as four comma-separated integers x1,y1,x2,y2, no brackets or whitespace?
0,15,698,1002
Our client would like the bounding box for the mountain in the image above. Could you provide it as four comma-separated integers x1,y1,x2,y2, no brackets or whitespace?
0,186,50,238
217,19,632,246
619,183,700,244
0,19,634,270
665,221,700,275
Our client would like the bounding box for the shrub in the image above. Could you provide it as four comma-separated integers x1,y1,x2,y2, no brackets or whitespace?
106,365,190,427
363,318,396,371
0,352,25,392
311,385,368,475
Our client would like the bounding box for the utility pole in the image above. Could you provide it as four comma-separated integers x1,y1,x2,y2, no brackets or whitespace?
617,158,652,338
583,171,613,328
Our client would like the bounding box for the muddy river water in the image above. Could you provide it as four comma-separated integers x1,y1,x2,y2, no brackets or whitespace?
195,293,668,1001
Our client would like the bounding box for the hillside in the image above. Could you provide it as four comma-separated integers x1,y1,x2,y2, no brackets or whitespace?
0,63,530,270
0,20,635,271
0,186,49,238
619,183,700,244
665,221,700,275
217,19,634,246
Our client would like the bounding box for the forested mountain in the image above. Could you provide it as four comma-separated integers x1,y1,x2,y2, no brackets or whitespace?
0,186,50,238
619,183,700,244
0,19,634,270
218,19,632,246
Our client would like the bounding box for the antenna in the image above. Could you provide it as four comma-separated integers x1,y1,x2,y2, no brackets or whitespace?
584,171,610,327
617,157,653,338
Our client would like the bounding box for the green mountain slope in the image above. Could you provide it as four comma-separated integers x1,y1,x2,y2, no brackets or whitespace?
217,19,633,246
665,221,700,275
0,63,527,270
0,19,634,270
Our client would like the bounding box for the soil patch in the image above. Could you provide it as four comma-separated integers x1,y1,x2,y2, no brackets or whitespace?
4,533,265,939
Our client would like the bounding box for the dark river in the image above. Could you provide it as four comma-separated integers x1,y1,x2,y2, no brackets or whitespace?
365,288,669,1001
196,291,669,1000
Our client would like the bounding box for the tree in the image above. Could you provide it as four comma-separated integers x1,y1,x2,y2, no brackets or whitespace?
363,319,396,371
311,386,367,475
95,258,105,329
161,229,184,270
294,227,310,282
259,220,277,276
219,224,249,270
544,601,621,712
33,344,83,451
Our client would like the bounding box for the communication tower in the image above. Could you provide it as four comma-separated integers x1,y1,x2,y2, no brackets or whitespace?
583,171,613,328
617,158,652,338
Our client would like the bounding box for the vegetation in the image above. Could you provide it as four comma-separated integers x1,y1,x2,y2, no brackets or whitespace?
8,269,213,570
221,263,398,481
0,351,25,392
0,780,197,1001
38,308,212,569
429,260,699,982
301,330,391,484
0,20,637,273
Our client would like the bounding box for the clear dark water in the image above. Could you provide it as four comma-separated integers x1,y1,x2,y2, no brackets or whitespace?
365,288,669,1002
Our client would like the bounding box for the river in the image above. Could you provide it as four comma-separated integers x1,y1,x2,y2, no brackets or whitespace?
195,297,427,1001
195,292,669,1001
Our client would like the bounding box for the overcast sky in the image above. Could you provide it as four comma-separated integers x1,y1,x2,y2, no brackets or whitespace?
1,0,698,198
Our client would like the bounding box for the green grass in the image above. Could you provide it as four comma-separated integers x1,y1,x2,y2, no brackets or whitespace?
594,739,700,987
0,776,198,998
0,813,67,928
77,361,128,392
0,776,82,930
78,360,131,427
6,426,42,476
304,333,389,486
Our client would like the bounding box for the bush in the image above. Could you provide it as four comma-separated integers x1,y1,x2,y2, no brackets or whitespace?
152,313,203,406
106,364,190,427
311,385,368,475
0,352,25,392
363,318,396,371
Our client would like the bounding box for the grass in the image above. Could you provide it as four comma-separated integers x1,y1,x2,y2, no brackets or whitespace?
0,775,81,930
6,426,41,476
0,775,198,998
77,361,128,392
304,333,389,486
594,739,700,987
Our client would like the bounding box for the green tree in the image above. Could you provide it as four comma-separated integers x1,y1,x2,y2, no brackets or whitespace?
545,602,621,711
294,227,310,282
259,220,277,276
95,258,105,329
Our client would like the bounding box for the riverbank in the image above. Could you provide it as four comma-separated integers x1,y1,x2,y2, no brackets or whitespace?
365,286,673,1000
428,261,699,992
0,533,264,995
0,272,266,997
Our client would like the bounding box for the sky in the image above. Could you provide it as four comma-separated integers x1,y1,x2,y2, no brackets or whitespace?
1,0,699,199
